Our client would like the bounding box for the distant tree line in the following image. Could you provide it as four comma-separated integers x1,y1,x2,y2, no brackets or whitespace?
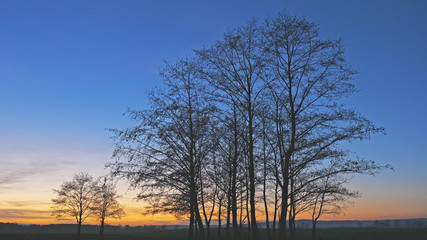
51,172,125,240
107,11,390,240
372,219,427,229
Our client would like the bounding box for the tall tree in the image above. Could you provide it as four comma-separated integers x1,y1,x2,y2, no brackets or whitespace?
51,172,97,239
212,102,244,240
108,10,389,240
262,11,385,240
108,58,216,240
197,20,266,240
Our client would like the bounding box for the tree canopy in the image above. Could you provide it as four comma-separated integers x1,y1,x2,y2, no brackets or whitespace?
108,11,389,240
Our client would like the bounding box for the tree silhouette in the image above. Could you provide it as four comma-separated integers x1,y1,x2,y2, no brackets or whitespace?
51,172,97,239
108,58,217,240
260,11,387,240
197,20,266,240
92,177,125,240
109,10,389,240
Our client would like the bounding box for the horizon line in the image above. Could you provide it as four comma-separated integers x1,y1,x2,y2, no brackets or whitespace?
3,217,427,227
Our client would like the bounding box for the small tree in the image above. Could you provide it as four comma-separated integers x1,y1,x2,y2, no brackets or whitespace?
309,174,357,240
92,177,125,240
51,172,97,239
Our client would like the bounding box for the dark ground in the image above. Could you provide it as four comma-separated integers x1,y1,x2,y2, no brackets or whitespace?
0,228,426,240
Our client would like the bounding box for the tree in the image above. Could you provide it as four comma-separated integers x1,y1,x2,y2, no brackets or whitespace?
92,177,125,240
261,11,386,240
51,172,97,239
197,20,266,240
301,157,387,240
307,170,354,240
108,58,217,240
109,10,389,240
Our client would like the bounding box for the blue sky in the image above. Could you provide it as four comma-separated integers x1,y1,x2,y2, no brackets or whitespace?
0,0,426,223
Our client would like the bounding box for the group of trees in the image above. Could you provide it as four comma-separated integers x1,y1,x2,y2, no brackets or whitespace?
107,11,389,240
51,172,125,240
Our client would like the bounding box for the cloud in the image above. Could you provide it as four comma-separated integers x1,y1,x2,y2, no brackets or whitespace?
0,157,78,187
0,201,49,208
0,142,112,188
56,218,73,221
0,169,37,185
0,161,57,185
0,209,52,219
0,186,22,191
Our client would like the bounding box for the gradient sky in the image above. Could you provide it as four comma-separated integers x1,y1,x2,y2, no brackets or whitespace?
0,0,426,225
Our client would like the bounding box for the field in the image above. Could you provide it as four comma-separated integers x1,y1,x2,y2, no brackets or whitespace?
0,228,426,240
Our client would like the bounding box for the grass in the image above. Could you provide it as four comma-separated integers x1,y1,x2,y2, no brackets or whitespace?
0,228,426,240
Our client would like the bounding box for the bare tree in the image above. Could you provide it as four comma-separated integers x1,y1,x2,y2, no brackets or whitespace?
216,187,226,237
108,10,389,240
261,11,386,240
92,177,125,240
199,163,217,240
212,102,245,240
309,175,356,240
197,20,266,240
108,58,217,240
51,172,97,239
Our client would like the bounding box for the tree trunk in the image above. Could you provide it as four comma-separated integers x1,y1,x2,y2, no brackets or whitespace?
247,101,259,240
77,220,82,240
245,173,251,239
195,202,206,240
239,182,243,231
262,124,271,240
77,210,83,240
200,171,212,240
206,223,211,240
226,186,231,240
277,124,290,240
218,202,222,237
263,188,271,240
289,214,296,240
272,176,279,240
99,217,105,240
232,109,239,240
312,221,317,240
278,175,289,240
189,198,195,240
189,149,196,240
195,220,199,240
289,175,296,240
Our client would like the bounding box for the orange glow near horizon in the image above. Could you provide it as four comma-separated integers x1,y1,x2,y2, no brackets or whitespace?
0,205,181,226
1,196,426,226
1,172,425,226
1,0,427,232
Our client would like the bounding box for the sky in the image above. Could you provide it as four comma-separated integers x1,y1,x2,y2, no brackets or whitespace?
0,0,426,225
